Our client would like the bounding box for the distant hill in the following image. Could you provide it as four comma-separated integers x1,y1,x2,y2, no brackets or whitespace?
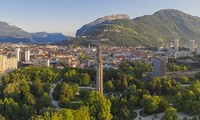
0,21,69,43
0,36,32,43
31,32,69,43
65,9,200,47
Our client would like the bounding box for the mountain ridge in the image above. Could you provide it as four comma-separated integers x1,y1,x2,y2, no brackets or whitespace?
70,9,200,47
76,14,130,36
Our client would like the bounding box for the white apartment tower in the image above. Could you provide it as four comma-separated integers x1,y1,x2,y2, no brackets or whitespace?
174,39,179,51
189,40,195,53
16,48,30,62
25,50,30,61
47,59,50,67
15,48,21,62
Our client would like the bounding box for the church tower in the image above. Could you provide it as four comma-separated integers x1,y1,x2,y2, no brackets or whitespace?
96,43,103,95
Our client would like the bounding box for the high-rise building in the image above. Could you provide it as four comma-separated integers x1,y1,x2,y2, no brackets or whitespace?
16,48,30,62
15,48,21,62
25,50,30,61
20,51,26,61
174,39,179,51
189,40,195,53
47,59,50,67
153,57,167,77
0,55,17,75
96,43,103,95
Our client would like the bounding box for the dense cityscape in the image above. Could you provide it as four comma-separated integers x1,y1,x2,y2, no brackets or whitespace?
0,38,200,120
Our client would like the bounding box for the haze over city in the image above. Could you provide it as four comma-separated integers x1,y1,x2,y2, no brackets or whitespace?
1,0,200,36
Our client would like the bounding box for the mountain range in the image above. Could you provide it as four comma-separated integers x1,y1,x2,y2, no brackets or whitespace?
0,21,69,43
63,9,200,47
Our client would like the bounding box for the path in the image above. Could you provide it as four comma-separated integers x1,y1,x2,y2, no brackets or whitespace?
79,86,96,90
134,108,143,120
133,108,199,120
48,79,63,110
48,80,96,110
181,84,190,87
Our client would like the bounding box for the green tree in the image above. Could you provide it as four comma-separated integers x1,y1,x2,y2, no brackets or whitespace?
20,104,35,120
80,73,90,86
2,74,10,85
142,95,169,113
105,80,114,93
179,77,189,84
115,80,122,91
147,77,161,95
59,83,75,107
20,81,36,106
121,76,128,89
84,91,112,120
127,95,138,111
0,114,5,120
71,84,79,94
4,98,20,120
162,107,178,120
64,69,77,82
132,61,152,79
119,61,152,79
161,77,180,95
142,95,161,113
73,106,90,120
31,79,44,98
38,93,52,109
3,82,20,101
194,72,200,80
158,97,169,112
57,109,74,120
120,106,130,120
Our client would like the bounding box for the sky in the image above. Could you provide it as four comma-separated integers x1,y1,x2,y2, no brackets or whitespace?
0,0,200,36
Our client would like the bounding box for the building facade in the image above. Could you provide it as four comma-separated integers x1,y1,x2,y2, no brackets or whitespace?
16,48,30,62
189,40,195,53
174,39,179,52
153,57,167,77
0,55,17,75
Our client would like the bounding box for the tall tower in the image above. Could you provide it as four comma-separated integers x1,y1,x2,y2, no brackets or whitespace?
174,39,179,52
96,43,103,95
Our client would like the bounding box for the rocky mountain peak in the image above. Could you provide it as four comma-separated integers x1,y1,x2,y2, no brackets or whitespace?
90,14,130,26
76,14,130,36
103,14,130,20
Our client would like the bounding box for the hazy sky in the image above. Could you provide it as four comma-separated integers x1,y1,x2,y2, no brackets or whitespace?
0,0,200,36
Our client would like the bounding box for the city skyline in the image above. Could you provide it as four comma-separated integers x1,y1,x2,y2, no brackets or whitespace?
1,0,200,36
